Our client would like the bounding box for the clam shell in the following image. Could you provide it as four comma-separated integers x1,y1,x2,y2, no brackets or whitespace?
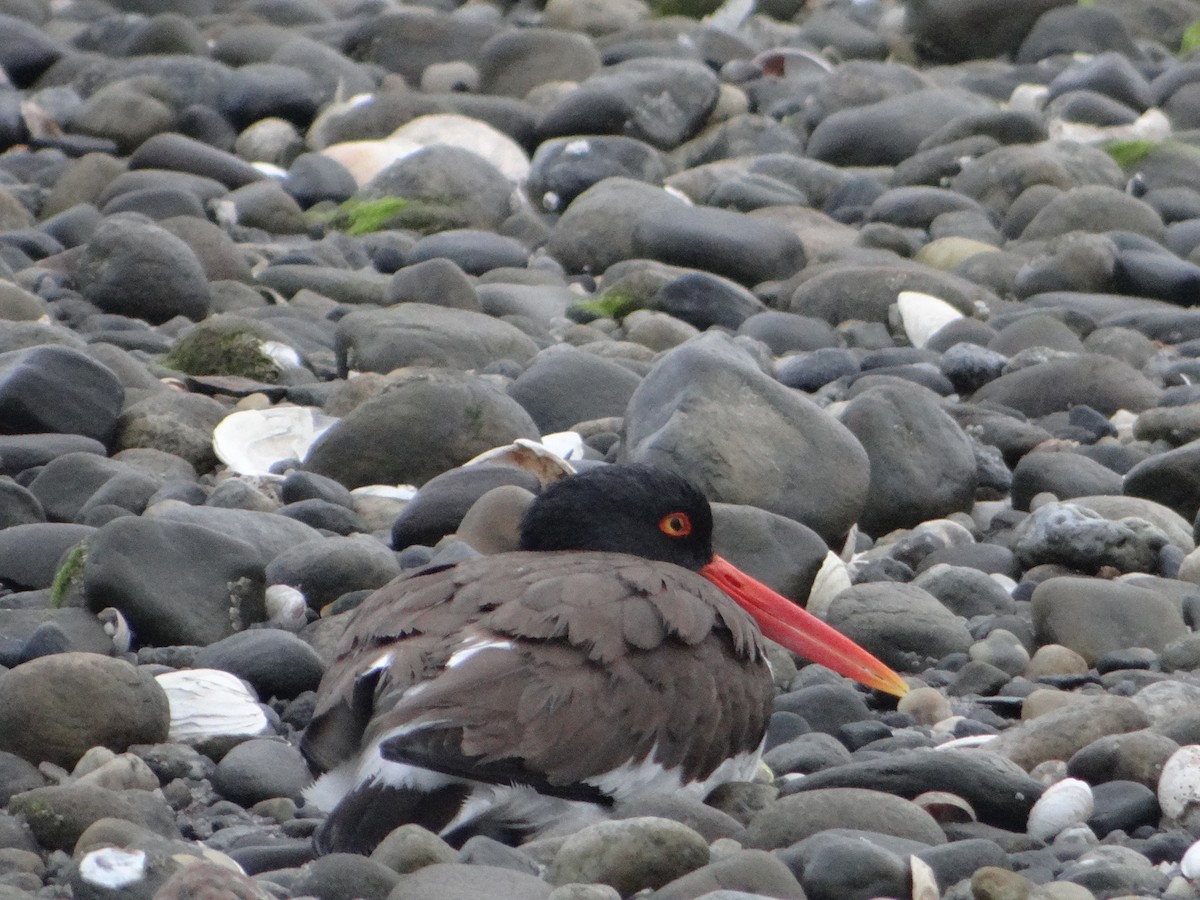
913,791,977,824
896,290,964,349
465,437,578,485
156,669,269,742
1026,777,1094,842
806,551,851,621
1181,838,1200,879
265,584,308,631
910,854,939,900
1159,745,1200,828
212,407,337,477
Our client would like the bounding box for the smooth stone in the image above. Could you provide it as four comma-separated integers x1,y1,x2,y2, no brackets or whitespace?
28,453,158,523
143,504,322,569
1135,404,1200,447
783,748,1042,832
0,653,168,769
255,265,390,306
743,788,946,850
212,739,311,806
335,304,538,375
824,581,973,673
903,0,1069,62
972,353,1161,416
619,332,870,544
1032,575,1187,664
359,145,513,231
83,516,266,646
406,230,528,277
912,565,1016,618
838,382,977,537
738,312,841,355
128,132,264,189
785,264,987,325
775,348,860,392
774,684,871,738
1086,780,1161,838
1114,249,1200,305
304,370,539,489
153,861,275,900
1014,501,1170,574
289,851,401,900
654,272,766,331
0,434,106,478
1124,438,1200,522
391,465,541,551
285,151,357,208
546,178,682,275
987,695,1150,771
0,345,124,446
8,782,177,852
387,863,550,900
1068,729,1178,790
384,259,478,313
0,479,43,529
712,502,827,604
193,630,324,700
265,534,400,610
548,818,708,895
764,732,852,776
0,523,93,590
536,58,719,150
478,27,601,98
526,135,668,214
649,849,805,900
509,345,641,434
1010,452,1123,512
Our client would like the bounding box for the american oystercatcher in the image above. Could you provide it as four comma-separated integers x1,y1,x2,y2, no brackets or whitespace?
302,464,907,852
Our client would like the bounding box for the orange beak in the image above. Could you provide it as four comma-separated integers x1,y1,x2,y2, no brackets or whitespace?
700,555,909,697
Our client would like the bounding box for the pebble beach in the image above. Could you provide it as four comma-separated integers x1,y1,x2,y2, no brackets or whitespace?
5,0,1200,897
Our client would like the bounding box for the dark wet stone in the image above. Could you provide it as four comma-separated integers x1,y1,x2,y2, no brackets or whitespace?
478,26,600,98
305,370,539,489
632,203,806,287
904,0,1071,63
825,582,973,673
738,312,841,355
939,342,1007,393
1018,5,1140,61
839,383,976,537
712,503,827,604
774,684,871,738
526,135,668,214
537,58,719,150
1068,730,1178,790
764,732,851,776
785,831,909,900
1010,451,1122,511
128,132,264,189
1125,438,1200,521
84,516,266,646
912,565,1017,618
1114,249,1200,305
807,88,991,167
972,353,1161,416
406,230,528,277
509,345,641,434
391,465,541,551
654,272,766,331
335,304,538,375
0,522,92,590
620,332,869,544
775,348,860,392
0,653,168,769
212,738,311,806
193,630,325,700
284,151,357,208
216,62,322,130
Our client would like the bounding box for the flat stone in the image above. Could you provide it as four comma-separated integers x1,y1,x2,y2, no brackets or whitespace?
743,788,946,850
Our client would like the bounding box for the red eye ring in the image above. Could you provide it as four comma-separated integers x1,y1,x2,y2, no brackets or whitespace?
659,512,692,537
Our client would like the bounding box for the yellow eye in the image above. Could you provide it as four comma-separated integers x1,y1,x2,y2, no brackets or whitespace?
659,513,692,537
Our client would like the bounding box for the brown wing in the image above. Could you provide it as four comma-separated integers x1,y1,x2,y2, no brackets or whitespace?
301,551,773,788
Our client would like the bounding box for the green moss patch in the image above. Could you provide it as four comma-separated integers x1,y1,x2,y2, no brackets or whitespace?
1104,139,1158,168
163,324,281,382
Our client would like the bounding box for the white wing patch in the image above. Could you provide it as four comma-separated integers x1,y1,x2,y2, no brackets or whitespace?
446,635,515,669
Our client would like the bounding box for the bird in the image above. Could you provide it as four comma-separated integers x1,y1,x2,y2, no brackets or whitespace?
300,463,908,854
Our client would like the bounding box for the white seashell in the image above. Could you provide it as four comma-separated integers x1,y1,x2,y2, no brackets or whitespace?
1159,745,1200,827
933,733,997,751
259,340,302,370
1047,107,1171,147
540,431,586,462
351,484,418,501
1007,83,1049,113
1181,838,1200,879
896,290,964,349
79,847,146,890
913,791,977,824
1027,777,1094,842
265,584,309,631
464,437,577,485
156,669,269,742
212,407,338,477
96,607,132,655
910,854,940,900
806,552,851,621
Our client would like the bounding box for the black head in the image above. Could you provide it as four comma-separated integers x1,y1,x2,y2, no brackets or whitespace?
518,464,714,571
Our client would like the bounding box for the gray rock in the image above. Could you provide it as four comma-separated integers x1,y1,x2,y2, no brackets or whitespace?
1130,679,1200,729
912,565,1017,618
256,265,391,306
549,817,709,896
509,346,640,434
987,695,1151,771
1033,574,1187,664
152,862,275,900
391,465,541,551
654,272,766,331
27,453,154,523
359,145,513,231
388,863,551,900
0,479,44,529
649,849,805,900
304,370,540,489
743,788,946,850
335,304,538,376
72,218,211,324
789,831,909,900
116,390,227,472
711,503,828,605
1022,185,1165,241
527,135,669,213
0,346,124,446
8,782,177,852
370,824,457,875
1018,5,1140,61
385,258,480,312
781,748,1043,832
785,264,988,325
145,504,322,568
537,59,719,150
1124,437,1200,522
904,0,1072,63
973,353,1162,417
1011,451,1124,512
0,523,93,590
212,739,311,806
1068,729,1178,790
0,653,168,769
951,142,1124,216
1014,501,1171,574
342,9,499,84
84,516,266,646
839,383,977,537
478,27,601,98
193,630,325,700
824,582,974,673
619,332,870,543
266,534,400,610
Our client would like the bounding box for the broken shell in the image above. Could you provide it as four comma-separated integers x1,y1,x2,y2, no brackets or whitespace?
265,584,309,631
156,669,269,743
464,436,578,485
910,854,939,900
1159,745,1200,831
212,407,338,477
1027,777,1094,842
896,290,964,349
1181,838,1200,879
913,791,977,824
805,551,851,621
